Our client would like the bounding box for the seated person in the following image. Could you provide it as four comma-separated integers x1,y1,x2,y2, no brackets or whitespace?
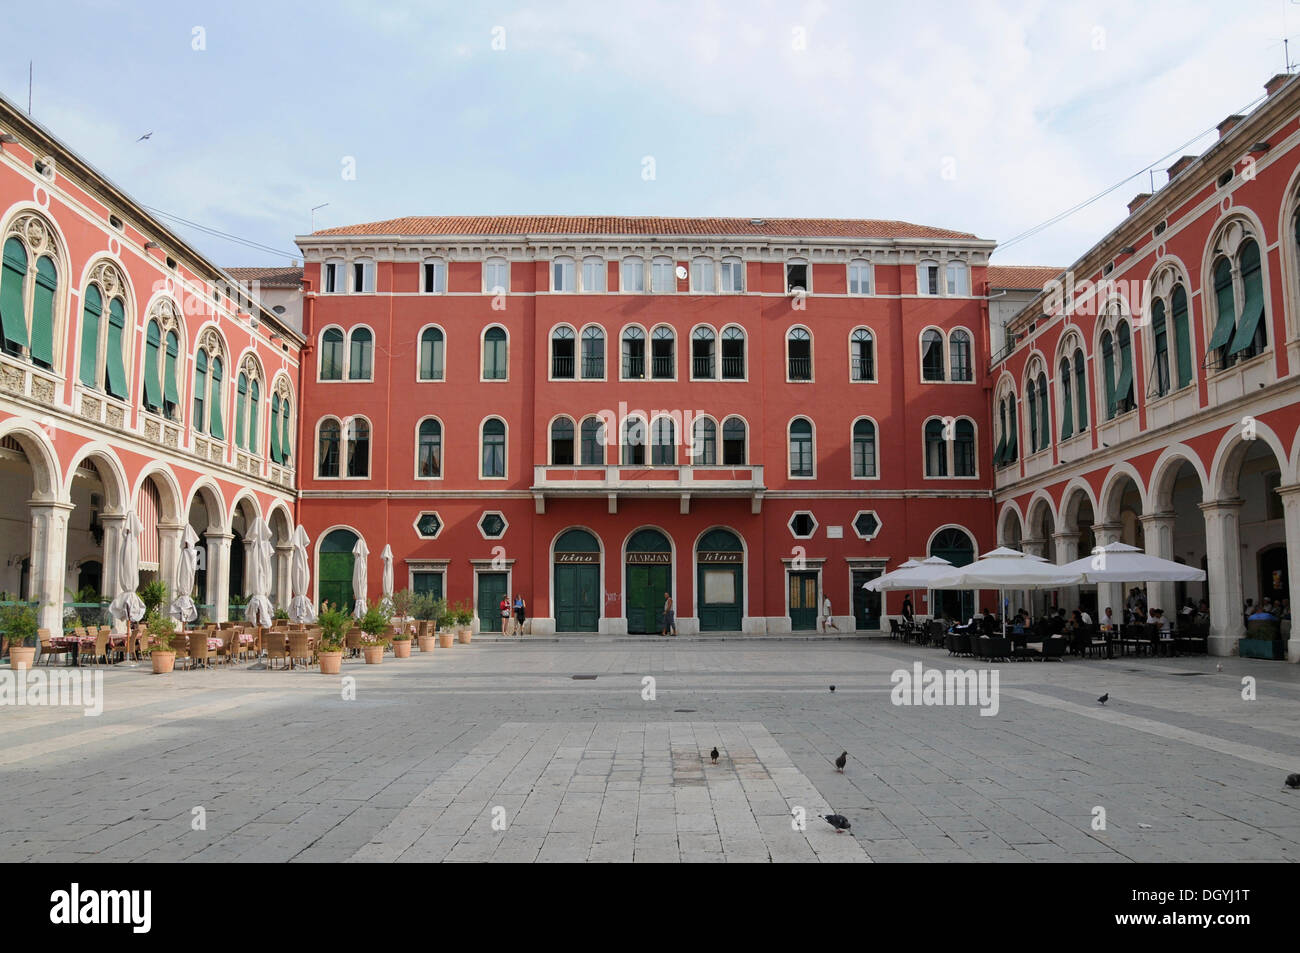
981,609,997,636
1048,608,1067,635
1151,608,1172,636
1248,602,1278,622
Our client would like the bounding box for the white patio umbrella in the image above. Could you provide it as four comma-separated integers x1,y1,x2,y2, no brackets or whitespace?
861,558,921,591
288,525,317,624
352,537,370,619
243,518,275,628
108,510,146,628
1059,541,1207,584
929,547,1085,637
864,557,953,627
170,524,199,624
380,544,394,612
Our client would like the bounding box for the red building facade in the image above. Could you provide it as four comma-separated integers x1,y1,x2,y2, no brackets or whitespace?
295,218,998,633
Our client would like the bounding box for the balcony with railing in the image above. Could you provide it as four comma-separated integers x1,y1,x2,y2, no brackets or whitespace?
532,464,766,514
651,355,674,379
692,354,714,378
551,354,575,379
787,356,812,381
622,354,645,379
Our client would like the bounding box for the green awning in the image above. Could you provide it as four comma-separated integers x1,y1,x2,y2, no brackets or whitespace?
1061,384,1073,440
270,394,282,462
142,322,161,411
1206,264,1237,352
1,238,28,350
79,286,101,387
30,256,55,366
163,332,180,405
209,358,225,440
105,298,127,399
1228,249,1265,356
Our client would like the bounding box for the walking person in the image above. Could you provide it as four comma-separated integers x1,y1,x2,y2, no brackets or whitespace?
500,594,512,636
660,593,676,637
514,593,527,637
821,595,840,633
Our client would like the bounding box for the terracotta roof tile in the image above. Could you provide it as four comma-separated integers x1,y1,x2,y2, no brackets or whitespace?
309,215,980,241
986,265,1064,290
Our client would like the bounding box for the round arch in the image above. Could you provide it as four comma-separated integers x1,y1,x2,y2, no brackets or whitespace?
1208,418,1290,500
62,441,129,513
1147,444,1210,512
0,418,61,500
314,524,361,611
1097,461,1148,522
997,501,1025,547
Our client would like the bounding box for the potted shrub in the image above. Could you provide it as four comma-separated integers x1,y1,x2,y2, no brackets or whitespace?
137,580,169,618
274,607,289,623
1,601,39,670
358,605,391,664
316,602,350,674
142,610,177,674
390,588,415,636
456,600,474,644
418,597,445,652
438,601,456,649
1239,618,1285,660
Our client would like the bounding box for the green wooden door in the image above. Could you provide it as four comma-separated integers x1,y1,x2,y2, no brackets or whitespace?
698,563,741,631
318,529,357,612
789,571,818,631
555,564,599,632
853,570,882,630
412,571,443,601
477,572,509,629
626,564,670,633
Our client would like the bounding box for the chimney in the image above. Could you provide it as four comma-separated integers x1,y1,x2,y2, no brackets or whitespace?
1128,193,1151,216
1167,155,1197,182
1217,115,1244,139
1265,73,1292,97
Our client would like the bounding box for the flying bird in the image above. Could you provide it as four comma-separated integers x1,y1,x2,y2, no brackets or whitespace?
820,813,852,833
1097,693,1109,705
834,751,847,773
136,132,152,141
1286,773,1300,789
710,746,719,765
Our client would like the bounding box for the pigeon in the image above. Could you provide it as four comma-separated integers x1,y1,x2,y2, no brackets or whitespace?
136,132,152,141
1286,774,1300,789
1098,693,1109,705
829,685,836,692
820,813,852,834
834,751,847,773
710,746,719,765
1216,663,1223,673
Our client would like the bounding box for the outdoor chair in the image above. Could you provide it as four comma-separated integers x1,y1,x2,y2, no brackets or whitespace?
953,633,971,657
288,631,314,670
81,629,108,666
265,632,289,670
1175,622,1208,656
944,633,957,655
971,636,989,661
345,629,363,658
189,634,212,670
171,633,190,667
1012,640,1040,661
985,636,1011,662
1040,637,1067,661
38,628,70,666
215,631,237,667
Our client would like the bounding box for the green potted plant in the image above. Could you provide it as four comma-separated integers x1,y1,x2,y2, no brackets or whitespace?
438,600,456,649
1,601,39,669
142,610,177,674
418,597,446,651
390,588,415,657
316,602,350,674
137,579,169,618
358,605,391,664
1240,616,1285,660
455,599,474,644
274,607,289,623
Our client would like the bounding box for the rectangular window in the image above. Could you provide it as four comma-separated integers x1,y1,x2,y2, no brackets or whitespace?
552,259,575,292
922,265,939,295
785,263,808,293
352,261,373,293
582,259,606,292
849,263,871,295
651,260,675,293
721,260,744,293
691,259,714,293
423,262,446,293
484,261,508,293
622,259,645,292
323,262,340,294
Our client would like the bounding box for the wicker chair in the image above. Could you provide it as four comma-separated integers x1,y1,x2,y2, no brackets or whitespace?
81,629,109,666
265,631,288,670
345,628,362,658
288,631,314,670
38,628,70,666
189,633,212,670
214,630,237,667
171,632,190,668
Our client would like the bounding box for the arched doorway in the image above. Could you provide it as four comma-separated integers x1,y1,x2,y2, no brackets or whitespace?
625,528,671,634
553,528,600,632
319,528,358,612
930,527,975,621
696,528,743,631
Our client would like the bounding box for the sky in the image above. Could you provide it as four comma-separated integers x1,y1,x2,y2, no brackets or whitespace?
2,0,1296,269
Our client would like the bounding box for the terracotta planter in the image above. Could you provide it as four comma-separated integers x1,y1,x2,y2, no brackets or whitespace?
458,625,472,644
318,650,343,674
362,645,384,664
393,639,412,658
417,635,437,653
9,646,36,670
438,632,454,649
151,651,176,675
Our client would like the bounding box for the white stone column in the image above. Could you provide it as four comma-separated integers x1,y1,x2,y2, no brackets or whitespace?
206,532,233,623
99,513,125,601
1199,499,1245,657
1023,537,1046,616
28,501,72,640
1052,531,1080,612
157,522,185,603
1277,485,1300,663
241,537,256,594
1091,522,1124,624
275,544,293,609
1139,511,1177,617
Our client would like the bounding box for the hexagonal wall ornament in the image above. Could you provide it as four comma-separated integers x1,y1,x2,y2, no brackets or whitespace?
788,510,818,539
414,512,443,539
478,511,508,539
852,509,882,541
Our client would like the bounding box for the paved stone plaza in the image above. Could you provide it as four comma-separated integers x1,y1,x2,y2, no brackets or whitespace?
2,638,1299,862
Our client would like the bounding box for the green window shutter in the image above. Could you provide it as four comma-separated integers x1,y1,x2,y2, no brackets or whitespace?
209,357,224,439
30,256,55,367
1206,259,1237,353
1038,376,1049,449
1114,324,1133,406
1228,242,1266,356
142,321,161,411
1073,349,1087,429
1027,387,1037,452
1007,403,1017,459
105,298,128,399
1,238,29,351
1102,333,1116,419
164,331,180,406
249,378,259,453
1172,288,1192,387
993,433,1006,467
235,372,247,449
79,285,101,387
1060,366,1073,440
270,394,282,462
193,349,207,432
281,399,291,463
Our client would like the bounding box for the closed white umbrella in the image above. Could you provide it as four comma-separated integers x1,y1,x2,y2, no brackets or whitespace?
108,510,146,627
380,544,394,611
352,537,370,618
929,547,1085,637
1060,541,1207,583
243,518,275,628
288,525,317,624
170,525,199,624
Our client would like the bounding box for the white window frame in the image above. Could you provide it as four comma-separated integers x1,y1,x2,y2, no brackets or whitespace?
422,259,447,294
621,257,645,293
650,256,675,293
785,258,810,294
691,257,716,294
322,259,344,294
351,258,375,294
917,259,940,296
551,256,576,293
848,259,872,295
945,260,969,296
484,257,509,294
581,257,606,292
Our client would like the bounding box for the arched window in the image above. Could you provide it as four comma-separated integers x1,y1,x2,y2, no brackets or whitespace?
622,327,646,379
193,348,206,433
1206,225,1268,368
692,417,716,464
346,418,370,477
651,326,675,379
789,418,813,477
552,256,575,292
651,417,675,466
994,392,1019,468
622,416,646,465
481,417,506,477
917,259,940,295
320,327,344,380
418,419,442,477
1027,381,1038,451
949,330,972,381
1036,372,1049,451
580,417,605,465
852,419,876,478
551,325,576,379
621,257,645,293
249,378,260,454
787,327,812,381
317,417,341,477
690,257,715,293
1151,298,1170,397
850,328,874,381
348,327,373,381
271,386,293,466
954,419,975,476
924,419,947,476
945,261,969,295
419,327,444,380
550,417,575,465
271,393,282,461
1,226,59,370
581,326,604,378
163,329,179,419
921,329,945,381
722,417,746,465
77,264,130,399
78,284,101,388
581,256,606,292
930,527,975,620
483,326,508,380
692,326,716,379
105,296,127,399
848,259,871,295
721,326,745,379
1026,362,1049,453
